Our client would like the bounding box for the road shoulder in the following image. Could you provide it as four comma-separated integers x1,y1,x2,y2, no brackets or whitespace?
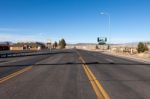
99,51,150,64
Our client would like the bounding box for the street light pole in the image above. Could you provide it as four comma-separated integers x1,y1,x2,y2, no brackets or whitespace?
100,12,111,50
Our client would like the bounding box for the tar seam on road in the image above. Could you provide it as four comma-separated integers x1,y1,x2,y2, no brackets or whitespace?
76,50,110,99
0,55,52,84
0,66,32,84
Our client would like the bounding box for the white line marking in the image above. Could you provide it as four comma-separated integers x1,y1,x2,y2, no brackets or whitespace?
105,58,114,63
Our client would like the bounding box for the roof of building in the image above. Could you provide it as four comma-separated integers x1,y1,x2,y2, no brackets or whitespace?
10,42,45,47
0,42,12,46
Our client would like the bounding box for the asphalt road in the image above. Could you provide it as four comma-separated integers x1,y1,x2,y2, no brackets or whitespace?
0,49,150,99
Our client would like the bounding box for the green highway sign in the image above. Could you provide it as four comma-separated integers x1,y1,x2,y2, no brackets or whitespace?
97,37,107,45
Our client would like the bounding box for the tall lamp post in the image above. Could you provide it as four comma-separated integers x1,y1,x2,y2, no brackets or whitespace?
100,12,111,50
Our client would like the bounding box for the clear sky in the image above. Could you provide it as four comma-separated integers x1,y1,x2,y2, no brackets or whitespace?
0,0,150,44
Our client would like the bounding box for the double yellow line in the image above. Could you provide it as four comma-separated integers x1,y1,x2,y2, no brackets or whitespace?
77,51,110,99
0,66,32,84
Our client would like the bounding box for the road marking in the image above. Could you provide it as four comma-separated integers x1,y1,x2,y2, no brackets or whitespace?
105,58,114,63
76,51,110,99
0,66,32,84
0,60,21,64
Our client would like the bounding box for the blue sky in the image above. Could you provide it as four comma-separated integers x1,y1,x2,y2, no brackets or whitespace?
0,0,150,43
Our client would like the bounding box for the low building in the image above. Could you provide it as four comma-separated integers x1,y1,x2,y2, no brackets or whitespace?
0,45,9,51
111,45,138,54
10,42,46,51
74,43,97,50
0,42,10,51
66,44,75,49
47,42,52,49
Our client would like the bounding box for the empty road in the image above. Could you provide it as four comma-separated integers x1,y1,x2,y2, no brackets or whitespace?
0,49,150,99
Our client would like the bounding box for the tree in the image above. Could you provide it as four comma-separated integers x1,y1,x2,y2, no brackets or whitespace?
59,38,66,49
53,41,58,48
137,42,149,53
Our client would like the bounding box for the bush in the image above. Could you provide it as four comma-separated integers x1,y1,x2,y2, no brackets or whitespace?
137,42,149,53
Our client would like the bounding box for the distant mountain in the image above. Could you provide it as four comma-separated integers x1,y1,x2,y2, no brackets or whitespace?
67,43,97,46
110,41,150,48
67,41,150,47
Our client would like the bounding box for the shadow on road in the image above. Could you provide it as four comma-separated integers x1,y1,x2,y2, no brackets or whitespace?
0,61,150,68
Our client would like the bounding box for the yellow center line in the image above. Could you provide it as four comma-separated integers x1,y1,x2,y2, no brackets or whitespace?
0,55,49,84
0,66,32,84
82,64,104,99
76,50,110,99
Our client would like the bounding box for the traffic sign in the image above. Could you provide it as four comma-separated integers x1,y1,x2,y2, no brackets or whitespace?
97,37,107,45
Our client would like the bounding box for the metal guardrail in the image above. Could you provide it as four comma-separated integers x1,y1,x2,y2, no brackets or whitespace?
0,50,50,58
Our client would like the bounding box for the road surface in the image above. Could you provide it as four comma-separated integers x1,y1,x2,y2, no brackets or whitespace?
0,49,150,99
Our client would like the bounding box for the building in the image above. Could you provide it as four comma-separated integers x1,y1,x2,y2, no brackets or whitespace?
10,42,46,51
0,44,9,51
47,42,52,49
66,43,98,50
110,44,138,54
46,40,53,49
0,42,10,51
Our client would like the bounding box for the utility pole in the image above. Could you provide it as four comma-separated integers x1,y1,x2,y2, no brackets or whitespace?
100,12,111,51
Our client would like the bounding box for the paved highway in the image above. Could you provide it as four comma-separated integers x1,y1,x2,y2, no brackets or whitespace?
0,49,150,99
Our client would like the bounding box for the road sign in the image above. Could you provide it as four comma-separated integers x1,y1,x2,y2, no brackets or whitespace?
97,37,107,45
